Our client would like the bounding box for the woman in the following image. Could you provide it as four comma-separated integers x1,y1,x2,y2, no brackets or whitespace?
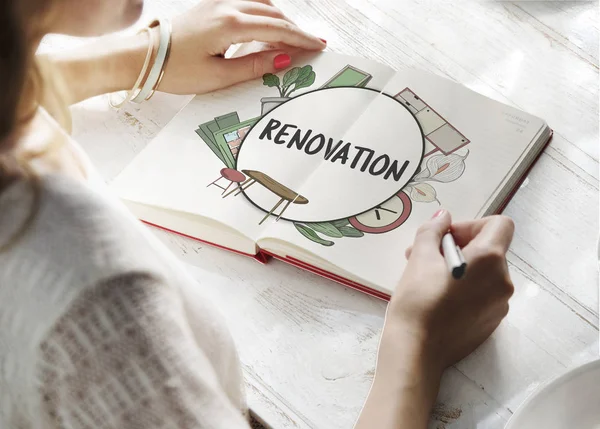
0,0,515,428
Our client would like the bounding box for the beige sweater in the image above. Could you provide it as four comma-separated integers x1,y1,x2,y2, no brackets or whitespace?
0,173,250,429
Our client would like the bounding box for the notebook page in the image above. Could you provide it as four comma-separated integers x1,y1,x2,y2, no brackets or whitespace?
257,69,546,294
110,52,396,244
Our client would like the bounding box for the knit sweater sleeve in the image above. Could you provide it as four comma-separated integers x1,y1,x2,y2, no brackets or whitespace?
35,272,251,429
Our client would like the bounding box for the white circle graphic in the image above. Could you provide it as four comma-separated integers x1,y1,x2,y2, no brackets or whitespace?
236,87,424,222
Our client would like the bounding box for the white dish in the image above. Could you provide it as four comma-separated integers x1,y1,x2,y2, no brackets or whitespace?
505,358,600,429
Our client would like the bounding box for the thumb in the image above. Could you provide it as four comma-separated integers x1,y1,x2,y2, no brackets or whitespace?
219,51,292,86
410,209,452,257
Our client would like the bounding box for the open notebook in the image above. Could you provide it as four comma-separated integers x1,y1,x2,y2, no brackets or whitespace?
111,52,552,299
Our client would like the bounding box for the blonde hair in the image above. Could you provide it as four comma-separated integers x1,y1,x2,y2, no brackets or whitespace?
0,0,71,250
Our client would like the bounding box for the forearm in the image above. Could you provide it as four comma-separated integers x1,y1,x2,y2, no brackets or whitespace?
355,323,443,429
43,31,149,104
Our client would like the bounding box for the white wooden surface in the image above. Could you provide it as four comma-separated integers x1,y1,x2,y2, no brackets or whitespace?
41,1,599,428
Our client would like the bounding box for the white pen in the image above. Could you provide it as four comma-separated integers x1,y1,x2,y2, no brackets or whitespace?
441,232,467,279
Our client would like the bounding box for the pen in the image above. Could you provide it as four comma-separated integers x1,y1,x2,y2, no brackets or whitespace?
442,232,467,279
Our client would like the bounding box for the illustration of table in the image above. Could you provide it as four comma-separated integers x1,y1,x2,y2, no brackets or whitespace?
223,169,308,225
44,2,598,428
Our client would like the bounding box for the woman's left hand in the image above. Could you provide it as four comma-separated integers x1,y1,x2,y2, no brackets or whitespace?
48,0,325,104
159,0,326,94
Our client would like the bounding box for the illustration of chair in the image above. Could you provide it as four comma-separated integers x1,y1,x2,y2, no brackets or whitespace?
222,169,309,225
207,168,247,195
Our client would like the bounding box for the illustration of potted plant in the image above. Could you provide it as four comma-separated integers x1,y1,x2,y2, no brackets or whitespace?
261,65,316,115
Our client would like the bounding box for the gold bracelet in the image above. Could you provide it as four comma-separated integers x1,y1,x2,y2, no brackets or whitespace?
145,19,172,101
109,27,155,109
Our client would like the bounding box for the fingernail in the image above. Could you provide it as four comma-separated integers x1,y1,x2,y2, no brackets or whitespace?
319,38,327,44
432,209,446,219
274,54,291,69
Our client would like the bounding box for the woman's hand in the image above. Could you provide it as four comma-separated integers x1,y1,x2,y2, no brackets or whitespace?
159,0,325,95
391,210,515,369
48,0,325,104
355,210,515,429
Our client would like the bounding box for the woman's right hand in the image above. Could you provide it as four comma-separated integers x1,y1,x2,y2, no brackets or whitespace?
386,210,515,371
355,211,514,429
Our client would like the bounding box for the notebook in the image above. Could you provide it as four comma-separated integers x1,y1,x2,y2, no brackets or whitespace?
111,51,552,299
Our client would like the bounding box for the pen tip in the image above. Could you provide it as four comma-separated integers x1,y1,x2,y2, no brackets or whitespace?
452,263,467,280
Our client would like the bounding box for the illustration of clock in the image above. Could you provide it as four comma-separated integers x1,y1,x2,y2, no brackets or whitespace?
349,190,412,234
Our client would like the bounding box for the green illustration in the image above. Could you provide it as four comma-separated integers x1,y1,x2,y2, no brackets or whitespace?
294,219,364,247
263,65,316,98
320,64,373,88
198,65,469,247
195,114,259,169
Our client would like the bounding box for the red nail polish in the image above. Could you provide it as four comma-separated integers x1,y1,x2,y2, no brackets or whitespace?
319,38,327,44
274,54,291,69
432,209,446,219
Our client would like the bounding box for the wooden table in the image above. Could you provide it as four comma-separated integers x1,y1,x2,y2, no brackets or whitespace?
41,1,599,427
237,169,309,224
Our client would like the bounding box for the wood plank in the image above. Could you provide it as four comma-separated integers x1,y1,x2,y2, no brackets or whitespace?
69,93,191,180
282,0,599,166
504,151,599,322
149,227,597,429
508,1,599,66
431,367,513,429
455,265,598,412
245,370,311,429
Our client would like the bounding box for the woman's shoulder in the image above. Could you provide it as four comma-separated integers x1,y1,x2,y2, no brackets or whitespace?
0,174,179,363
0,175,248,425
0,173,172,297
